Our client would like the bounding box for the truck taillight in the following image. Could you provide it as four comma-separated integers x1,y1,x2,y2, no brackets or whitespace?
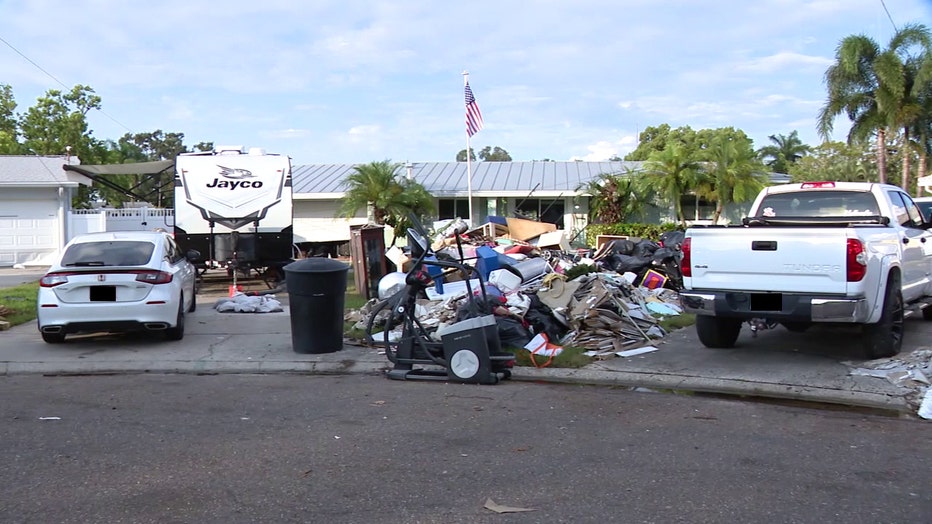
681,238,692,277
846,238,866,282
801,181,836,189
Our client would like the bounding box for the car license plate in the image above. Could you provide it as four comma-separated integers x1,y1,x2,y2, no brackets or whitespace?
90,285,117,302
750,293,782,312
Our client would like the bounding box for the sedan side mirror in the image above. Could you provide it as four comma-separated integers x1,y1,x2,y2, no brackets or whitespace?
186,249,201,262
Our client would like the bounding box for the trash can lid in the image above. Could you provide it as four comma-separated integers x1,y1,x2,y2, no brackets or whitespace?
284,257,350,273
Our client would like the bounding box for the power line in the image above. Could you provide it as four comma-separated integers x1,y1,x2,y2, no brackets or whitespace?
879,0,898,31
0,34,134,134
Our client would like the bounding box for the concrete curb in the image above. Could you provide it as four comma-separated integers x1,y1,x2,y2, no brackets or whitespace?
0,358,912,414
510,367,914,413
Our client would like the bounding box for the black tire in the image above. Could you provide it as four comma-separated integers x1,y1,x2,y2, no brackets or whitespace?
165,298,185,341
695,315,742,348
188,283,197,312
862,279,903,359
781,322,811,333
41,331,66,344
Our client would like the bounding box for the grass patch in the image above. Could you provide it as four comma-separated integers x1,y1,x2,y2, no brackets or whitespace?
511,345,593,369
0,282,39,327
658,313,696,332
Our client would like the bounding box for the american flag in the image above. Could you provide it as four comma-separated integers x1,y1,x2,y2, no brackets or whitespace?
465,82,483,137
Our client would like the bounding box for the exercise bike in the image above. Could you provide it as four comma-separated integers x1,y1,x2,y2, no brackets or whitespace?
365,216,514,384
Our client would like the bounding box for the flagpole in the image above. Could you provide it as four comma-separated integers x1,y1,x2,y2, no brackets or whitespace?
463,70,473,227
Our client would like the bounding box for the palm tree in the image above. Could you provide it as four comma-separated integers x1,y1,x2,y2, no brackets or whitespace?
819,24,932,187
874,23,932,192
705,136,769,223
757,130,811,173
576,168,652,224
338,160,434,237
637,143,702,227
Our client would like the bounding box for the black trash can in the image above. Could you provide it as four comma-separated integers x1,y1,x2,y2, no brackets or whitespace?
284,258,351,354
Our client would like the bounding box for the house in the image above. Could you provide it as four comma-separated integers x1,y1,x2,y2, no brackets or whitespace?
0,156,91,266
291,161,644,247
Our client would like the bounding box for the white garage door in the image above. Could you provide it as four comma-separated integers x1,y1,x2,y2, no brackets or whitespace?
0,200,59,266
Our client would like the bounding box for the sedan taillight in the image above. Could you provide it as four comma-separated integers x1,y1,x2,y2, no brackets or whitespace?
135,271,173,284
39,274,69,287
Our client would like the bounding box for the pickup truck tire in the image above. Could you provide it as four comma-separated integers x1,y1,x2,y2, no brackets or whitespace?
695,315,742,348
862,280,903,359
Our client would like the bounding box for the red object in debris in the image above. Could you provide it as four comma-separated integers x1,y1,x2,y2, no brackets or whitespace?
504,244,534,255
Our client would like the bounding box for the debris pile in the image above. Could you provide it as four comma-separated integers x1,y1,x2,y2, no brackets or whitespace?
353,216,686,358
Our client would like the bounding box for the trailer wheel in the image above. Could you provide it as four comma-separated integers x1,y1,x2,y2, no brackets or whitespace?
862,279,903,359
695,315,742,348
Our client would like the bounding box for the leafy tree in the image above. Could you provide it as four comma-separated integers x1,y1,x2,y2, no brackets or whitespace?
478,146,512,161
818,23,932,186
703,135,768,223
19,85,103,162
788,141,876,182
756,130,811,173
456,148,476,162
0,84,22,154
636,143,702,227
624,124,698,161
338,160,434,239
456,146,512,161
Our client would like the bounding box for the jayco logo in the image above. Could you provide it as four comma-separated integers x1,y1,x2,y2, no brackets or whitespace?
205,165,264,189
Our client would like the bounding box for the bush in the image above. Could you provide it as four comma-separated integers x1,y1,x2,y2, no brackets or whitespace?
586,223,681,246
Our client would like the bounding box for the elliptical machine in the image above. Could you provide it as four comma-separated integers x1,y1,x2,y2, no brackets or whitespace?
365,215,513,384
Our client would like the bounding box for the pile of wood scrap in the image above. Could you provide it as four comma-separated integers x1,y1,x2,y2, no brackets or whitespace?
555,274,667,351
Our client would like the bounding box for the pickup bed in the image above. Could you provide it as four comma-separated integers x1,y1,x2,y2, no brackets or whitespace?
679,181,932,358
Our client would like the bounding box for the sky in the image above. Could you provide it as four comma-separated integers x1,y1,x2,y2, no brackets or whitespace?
2,0,931,165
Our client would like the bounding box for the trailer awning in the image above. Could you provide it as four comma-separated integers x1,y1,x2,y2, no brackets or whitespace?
63,160,176,205
63,160,175,177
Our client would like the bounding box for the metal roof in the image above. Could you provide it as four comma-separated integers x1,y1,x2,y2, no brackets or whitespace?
0,155,90,187
292,161,644,197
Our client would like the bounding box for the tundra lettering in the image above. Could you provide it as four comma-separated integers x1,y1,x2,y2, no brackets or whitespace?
782,263,842,273
205,178,264,190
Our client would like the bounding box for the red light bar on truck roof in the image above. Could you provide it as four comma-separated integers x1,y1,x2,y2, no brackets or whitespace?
800,181,836,189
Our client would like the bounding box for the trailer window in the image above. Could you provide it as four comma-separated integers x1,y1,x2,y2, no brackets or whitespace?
758,191,880,218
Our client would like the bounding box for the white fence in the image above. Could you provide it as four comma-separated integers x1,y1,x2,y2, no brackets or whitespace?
69,208,175,236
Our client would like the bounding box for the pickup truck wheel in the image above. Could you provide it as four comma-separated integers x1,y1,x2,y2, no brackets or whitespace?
862,282,903,359
695,315,742,348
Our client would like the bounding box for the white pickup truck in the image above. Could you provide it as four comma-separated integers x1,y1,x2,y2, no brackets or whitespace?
679,181,932,358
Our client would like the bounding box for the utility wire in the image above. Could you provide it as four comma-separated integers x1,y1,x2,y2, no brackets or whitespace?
879,0,897,31
0,34,134,134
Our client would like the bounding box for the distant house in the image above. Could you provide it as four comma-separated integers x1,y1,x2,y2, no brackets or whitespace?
0,156,91,266
290,161,789,245
291,161,644,245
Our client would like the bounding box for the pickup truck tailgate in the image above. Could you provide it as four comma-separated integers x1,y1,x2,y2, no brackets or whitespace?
687,227,850,294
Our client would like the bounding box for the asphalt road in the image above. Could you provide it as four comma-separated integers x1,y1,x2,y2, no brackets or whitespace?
1,374,929,523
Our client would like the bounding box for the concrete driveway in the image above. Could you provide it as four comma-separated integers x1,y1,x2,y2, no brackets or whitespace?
1,268,929,418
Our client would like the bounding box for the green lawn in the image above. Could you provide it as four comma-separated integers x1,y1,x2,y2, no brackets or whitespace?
0,282,39,327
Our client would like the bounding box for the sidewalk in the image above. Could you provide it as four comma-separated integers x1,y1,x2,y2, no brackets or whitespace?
0,298,924,415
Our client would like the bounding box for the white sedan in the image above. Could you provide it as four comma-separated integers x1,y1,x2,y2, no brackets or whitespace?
37,231,199,343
